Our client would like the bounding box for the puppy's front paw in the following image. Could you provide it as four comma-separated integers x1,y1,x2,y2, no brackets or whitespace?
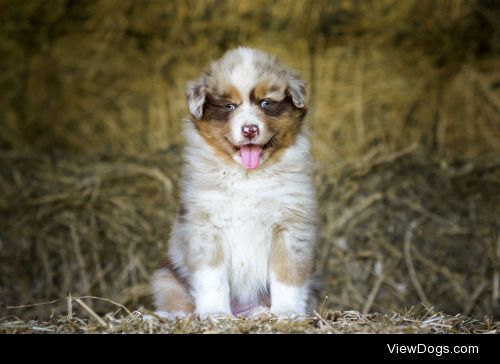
269,279,309,320
153,310,189,320
199,314,234,322
195,305,233,320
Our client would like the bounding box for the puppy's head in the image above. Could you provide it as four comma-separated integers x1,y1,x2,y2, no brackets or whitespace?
186,47,307,170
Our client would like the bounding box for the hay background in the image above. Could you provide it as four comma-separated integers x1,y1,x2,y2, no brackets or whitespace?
1,0,499,320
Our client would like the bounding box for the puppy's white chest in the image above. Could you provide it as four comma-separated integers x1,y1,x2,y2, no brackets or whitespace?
210,176,279,303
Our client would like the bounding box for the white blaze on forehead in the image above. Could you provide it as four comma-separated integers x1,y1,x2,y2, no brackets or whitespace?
210,47,290,104
228,50,261,102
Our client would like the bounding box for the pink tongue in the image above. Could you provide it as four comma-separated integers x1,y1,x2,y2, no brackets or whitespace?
239,145,261,170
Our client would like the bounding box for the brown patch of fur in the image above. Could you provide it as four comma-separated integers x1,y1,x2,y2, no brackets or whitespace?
223,85,242,104
270,226,312,286
252,82,282,101
194,85,243,161
204,84,242,118
153,267,194,313
203,101,231,121
165,289,194,312
263,96,295,117
248,81,306,167
265,98,307,165
194,113,235,162
253,81,270,100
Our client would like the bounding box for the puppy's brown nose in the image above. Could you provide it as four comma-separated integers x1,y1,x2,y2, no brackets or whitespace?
242,125,259,139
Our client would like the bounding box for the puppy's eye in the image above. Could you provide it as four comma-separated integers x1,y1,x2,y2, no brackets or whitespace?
260,100,272,109
224,104,236,112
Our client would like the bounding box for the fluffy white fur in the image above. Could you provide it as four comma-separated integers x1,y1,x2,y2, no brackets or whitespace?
176,121,315,313
152,47,317,317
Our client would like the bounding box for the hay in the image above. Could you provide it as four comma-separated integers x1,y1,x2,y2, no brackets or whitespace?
1,297,498,333
0,0,499,325
0,0,499,159
315,147,500,318
0,151,182,316
1,149,499,319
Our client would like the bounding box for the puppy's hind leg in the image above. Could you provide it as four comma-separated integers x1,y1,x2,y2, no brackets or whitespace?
269,227,314,317
151,265,194,319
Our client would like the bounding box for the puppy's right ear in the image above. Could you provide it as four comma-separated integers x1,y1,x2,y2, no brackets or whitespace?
186,77,206,119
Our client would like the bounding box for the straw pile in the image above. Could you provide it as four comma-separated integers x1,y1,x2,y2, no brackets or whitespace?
1,1,499,159
1,298,498,334
315,146,500,318
1,148,498,321
1,0,499,328
0,152,182,315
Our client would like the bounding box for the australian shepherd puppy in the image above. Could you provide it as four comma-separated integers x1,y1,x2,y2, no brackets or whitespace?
151,47,317,317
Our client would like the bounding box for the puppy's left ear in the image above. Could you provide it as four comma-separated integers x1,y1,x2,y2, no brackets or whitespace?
186,76,207,119
286,71,306,109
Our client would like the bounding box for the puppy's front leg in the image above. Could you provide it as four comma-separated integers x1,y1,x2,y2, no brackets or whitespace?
191,264,231,316
270,228,313,316
187,232,231,316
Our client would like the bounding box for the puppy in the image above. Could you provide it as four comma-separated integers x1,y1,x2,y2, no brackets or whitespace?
151,47,317,317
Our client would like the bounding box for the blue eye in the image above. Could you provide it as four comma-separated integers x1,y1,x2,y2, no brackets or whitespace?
260,100,271,109
224,104,236,111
